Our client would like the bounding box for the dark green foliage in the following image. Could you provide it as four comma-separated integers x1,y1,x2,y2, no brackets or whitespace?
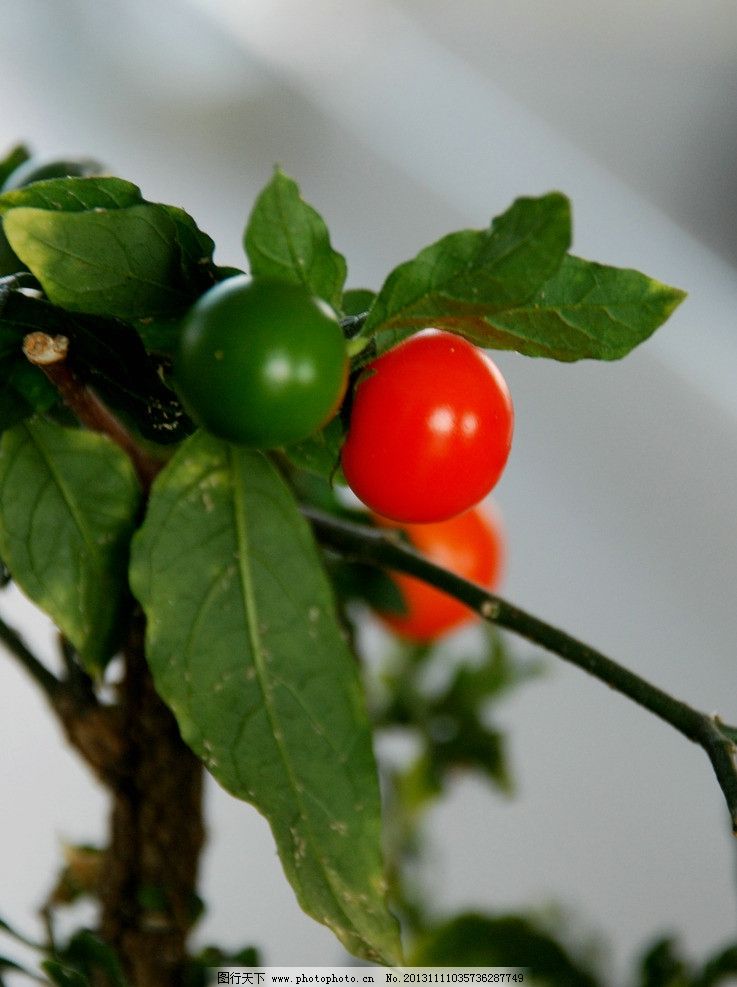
184,945,260,987
1,177,216,319
636,936,737,987
244,168,346,311
411,913,601,986
0,145,31,188
0,419,142,672
377,627,538,801
53,931,128,987
358,194,683,363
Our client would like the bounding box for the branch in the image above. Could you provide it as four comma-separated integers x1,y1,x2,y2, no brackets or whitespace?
304,506,737,833
0,607,126,784
23,332,162,491
0,612,61,699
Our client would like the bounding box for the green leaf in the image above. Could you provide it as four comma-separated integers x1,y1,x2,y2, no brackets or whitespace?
342,288,376,318
698,944,737,986
132,315,183,355
485,255,686,360
0,145,32,276
0,179,217,320
634,937,737,987
0,144,31,188
0,177,142,215
0,359,57,433
158,203,217,298
60,931,128,987
0,419,142,671
637,936,692,987
129,432,401,965
244,169,346,310
185,946,260,987
3,205,192,319
0,285,61,428
431,715,510,792
282,416,345,481
132,260,239,354
363,193,571,354
0,174,137,280
0,156,105,192
0,232,24,278
380,627,537,797
327,559,407,616
42,959,90,987
389,754,443,821
410,913,601,986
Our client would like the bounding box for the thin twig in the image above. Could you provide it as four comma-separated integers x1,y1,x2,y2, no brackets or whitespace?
23,332,162,491
304,506,737,833
0,612,61,699
340,311,368,339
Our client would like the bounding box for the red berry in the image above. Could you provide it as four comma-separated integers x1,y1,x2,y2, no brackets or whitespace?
342,331,513,523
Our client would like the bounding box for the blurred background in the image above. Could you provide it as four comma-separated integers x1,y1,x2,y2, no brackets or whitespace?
1,0,737,982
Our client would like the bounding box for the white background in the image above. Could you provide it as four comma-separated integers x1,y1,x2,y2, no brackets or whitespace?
1,2,737,983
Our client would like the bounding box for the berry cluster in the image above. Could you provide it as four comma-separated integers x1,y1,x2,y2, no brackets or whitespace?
174,280,512,642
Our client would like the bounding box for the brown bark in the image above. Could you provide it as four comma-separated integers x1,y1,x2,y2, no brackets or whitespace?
97,619,205,987
23,332,163,491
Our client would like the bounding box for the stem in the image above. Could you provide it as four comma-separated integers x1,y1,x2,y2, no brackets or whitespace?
304,506,737,833
0,272,40,297
340,311,368,339
23,332,162,491
341,311,377,364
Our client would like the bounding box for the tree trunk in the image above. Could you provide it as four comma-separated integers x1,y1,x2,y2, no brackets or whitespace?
98,618,205,987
